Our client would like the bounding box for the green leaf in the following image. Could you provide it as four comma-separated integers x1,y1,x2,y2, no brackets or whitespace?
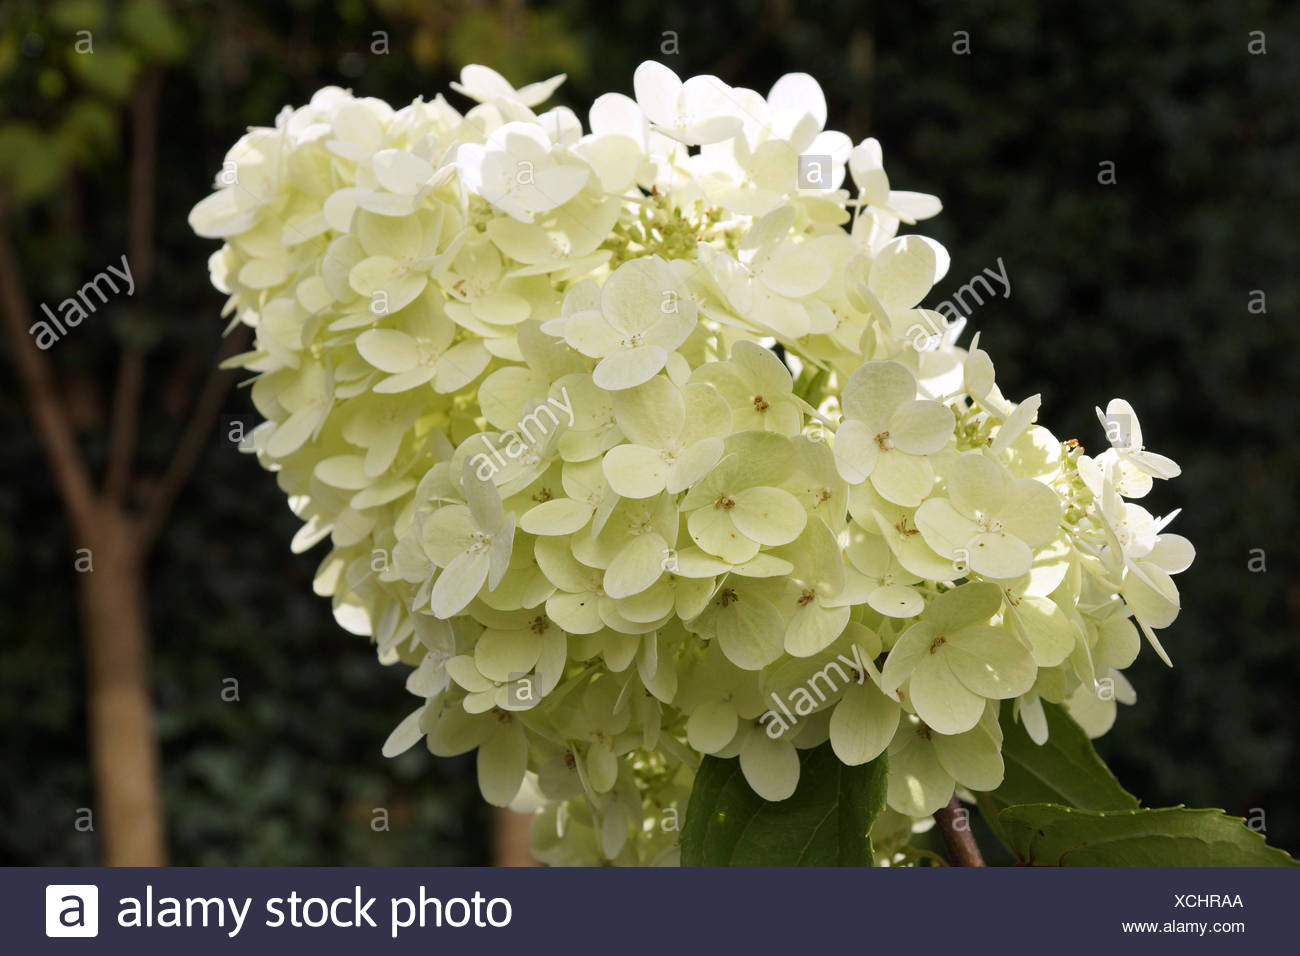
999,804,1299,867
681,743,886,866
0,124,68,201
120,0,188,62
51,0,107,33
56,100,120,164
0,34,18,81
978,702,1137,848
991,701,1138,811
67,43,139,100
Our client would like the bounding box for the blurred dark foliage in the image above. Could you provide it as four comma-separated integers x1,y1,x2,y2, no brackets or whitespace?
1,0,1296,862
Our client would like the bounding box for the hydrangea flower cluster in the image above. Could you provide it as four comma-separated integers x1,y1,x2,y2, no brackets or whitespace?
191,62,1193,865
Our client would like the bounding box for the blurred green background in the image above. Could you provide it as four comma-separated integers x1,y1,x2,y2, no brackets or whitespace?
1,0,1296,864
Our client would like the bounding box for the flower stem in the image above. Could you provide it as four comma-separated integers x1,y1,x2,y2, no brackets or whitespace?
933,795,986,867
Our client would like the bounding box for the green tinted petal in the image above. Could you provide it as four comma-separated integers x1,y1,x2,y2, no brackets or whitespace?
842,361,914,428
886,723,954,816
868,583,925,619
381,705,426,757
715,590,785,670
546,590,603,635
478,720,528,806
914,497,978,560
420,505,475,566
612,374,685,446
613,578,675,624
430,549,490,617
1123,561,1180,633
585,739,619,793
739,731,800,801
356,329,418,373
967,531,1033,579
521,498,593,536
830,682,900,765
680,381,733,444
426,706,492,757
832,419,879,484
688,507,760,564
946,625,1036,700
880,621,935,695
948,453,1008,518
603,443,669,499
355,208,423,258
890,399,953,455
315,454,370,490
594,345,669,391
1011,596,1076,667
479,367,549,430
563,309,622,358
476,627,545,683
997,478,1061,547
446,655,494,693
868,237,938,315
908,654,985,735
870,450,934,507
730,486,806,546
784,602,850,658
927,581,1003,632
433,340,491,393
686,699,739,753
372,365,438,393
349,255,426,312
931,720,1004,791
667,438,724,493
603,533,667,599
463,466,504,530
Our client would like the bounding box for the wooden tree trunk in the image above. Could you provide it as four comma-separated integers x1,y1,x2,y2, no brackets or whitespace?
76,509,166,866
492,807,538,866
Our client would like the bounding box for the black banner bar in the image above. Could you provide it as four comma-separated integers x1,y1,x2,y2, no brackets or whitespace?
11,866,1292,954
